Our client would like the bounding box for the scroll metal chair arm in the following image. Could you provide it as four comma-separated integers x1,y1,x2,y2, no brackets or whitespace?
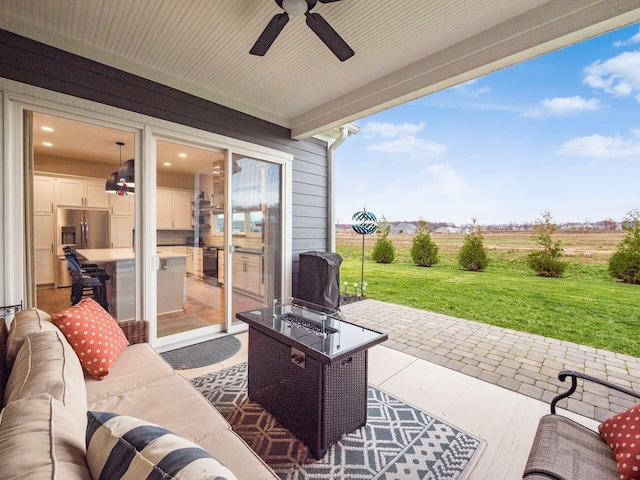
551,369,640,414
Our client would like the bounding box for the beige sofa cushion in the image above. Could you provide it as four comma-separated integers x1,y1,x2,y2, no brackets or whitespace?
87,374,277,479
4,330,88,433
0,393,91,479
84,343,175,405
6,308,57,369
88,374,230,442
197,428,279,480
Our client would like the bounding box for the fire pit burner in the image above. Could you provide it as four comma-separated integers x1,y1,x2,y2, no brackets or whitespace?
279,312,339,336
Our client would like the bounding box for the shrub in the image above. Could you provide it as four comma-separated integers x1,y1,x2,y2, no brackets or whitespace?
608,209,640,284
372,216,395,263
410,220,439,267
527,211,566,278
458,219,489,271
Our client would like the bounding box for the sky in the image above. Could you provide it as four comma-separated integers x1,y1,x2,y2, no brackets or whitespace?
335,22,640,226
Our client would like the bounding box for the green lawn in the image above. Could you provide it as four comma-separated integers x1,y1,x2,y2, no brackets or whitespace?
338,246,640,357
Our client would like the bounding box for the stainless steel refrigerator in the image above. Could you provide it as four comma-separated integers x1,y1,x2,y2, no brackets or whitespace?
56,208,110,287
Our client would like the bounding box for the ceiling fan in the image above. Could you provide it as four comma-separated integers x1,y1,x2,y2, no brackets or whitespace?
250,0,354,61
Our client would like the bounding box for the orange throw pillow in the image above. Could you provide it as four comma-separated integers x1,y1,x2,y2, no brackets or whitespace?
51,298,129,380
599,403,640,480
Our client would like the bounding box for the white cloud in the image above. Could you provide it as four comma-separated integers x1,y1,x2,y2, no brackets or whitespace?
452,79,491,97
523,96,601,117
613,30,640,47
362,121,424,139
362,121,446,159
557,131,640,158
583,51,640,102
366,136,447,157
420,164,468,195
453,79,478,89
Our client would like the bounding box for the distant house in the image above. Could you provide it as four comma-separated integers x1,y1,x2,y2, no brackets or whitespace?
391,222,418,234
435,226,462,234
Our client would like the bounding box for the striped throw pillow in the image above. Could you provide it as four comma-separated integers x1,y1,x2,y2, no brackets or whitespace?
86,411,237,480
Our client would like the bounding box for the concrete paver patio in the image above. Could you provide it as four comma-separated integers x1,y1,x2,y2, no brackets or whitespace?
341,299,640,422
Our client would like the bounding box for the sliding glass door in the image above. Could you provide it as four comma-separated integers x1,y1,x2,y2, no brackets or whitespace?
230,154,282,322
154,139,226,339
11,90,290,351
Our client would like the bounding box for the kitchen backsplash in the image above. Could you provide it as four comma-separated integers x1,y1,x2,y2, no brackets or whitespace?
157,230,193,246
157,229,261,248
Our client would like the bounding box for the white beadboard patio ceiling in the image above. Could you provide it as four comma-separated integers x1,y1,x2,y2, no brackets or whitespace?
1,0,639,139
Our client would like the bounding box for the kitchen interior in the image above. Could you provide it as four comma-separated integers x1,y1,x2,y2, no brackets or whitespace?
33,112,271,339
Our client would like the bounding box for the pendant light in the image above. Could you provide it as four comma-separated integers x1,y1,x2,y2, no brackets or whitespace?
117,158,135,188
105,142,124,194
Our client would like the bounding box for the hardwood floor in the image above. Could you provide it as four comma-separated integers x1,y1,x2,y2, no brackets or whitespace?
36,284,75,314
157,277,224,337
36,276,226,338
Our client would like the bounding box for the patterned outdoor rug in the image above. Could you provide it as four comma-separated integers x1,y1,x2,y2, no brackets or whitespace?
191,362,485,480
160,335,241,369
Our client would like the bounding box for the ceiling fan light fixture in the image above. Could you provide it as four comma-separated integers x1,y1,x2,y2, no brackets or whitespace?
251,0,353,61
282,0,308,16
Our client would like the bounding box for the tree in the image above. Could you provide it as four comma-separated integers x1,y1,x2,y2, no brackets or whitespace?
372,216,395,263
458,218,489,271
527,211,566,278
410,220,439,267
608,209,640,284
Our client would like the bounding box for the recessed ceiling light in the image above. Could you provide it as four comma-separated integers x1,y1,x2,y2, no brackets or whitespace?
179,153,187,158
41,126,54,132
42,142,53,147
163,162,171,166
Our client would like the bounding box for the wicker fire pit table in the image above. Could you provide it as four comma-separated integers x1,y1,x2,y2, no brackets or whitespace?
236,297,388,459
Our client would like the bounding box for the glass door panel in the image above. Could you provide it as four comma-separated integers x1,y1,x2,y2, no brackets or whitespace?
231,154,282,320
30,112,136,321
155,140,225,338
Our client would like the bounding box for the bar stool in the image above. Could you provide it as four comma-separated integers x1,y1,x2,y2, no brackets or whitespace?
64,253,110,311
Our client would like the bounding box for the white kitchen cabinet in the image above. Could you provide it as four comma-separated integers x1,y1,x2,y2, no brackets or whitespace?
157,190,173,229
34,212,55,284
157,188,192,230
192,247,203,279
186,247,194,275
33,175,55,213
110,194,134,248
218,254,225,285
85,180,110,208
110,215,133,248
110,192,133,216
172,191,192,230
232,253,261,296
55,177,109,208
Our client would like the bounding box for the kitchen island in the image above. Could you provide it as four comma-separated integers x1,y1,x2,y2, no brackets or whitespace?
76,248,187,321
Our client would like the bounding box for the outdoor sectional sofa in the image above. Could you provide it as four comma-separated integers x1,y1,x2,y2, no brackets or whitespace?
523,370,640,479
0,303,279,479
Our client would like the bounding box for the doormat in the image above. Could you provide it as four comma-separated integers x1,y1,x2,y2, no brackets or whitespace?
161,335,241,370
191,362,485,480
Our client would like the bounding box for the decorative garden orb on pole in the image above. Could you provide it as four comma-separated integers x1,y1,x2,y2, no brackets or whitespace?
351,208,377,296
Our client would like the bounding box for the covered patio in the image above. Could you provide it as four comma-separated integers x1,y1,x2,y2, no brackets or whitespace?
178,299,638,478
2,2,640,477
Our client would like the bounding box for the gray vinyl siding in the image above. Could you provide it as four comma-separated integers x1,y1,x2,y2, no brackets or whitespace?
289,143,329,294
0,29,330,294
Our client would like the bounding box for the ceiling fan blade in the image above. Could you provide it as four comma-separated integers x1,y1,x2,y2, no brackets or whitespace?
250,13,289,56
318,0,342,3
305,12,354,61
